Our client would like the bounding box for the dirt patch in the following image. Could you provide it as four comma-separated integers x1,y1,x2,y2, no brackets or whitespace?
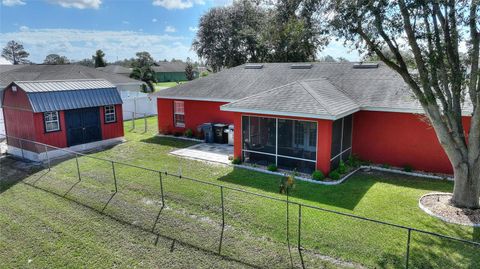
419,193,480,227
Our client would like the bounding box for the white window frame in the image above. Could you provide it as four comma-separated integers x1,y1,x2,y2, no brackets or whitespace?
174,101,185,128
44,111,60,133
104,105,116,123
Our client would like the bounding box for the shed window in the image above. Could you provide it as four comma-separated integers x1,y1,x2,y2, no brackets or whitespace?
174,101,185,127
44,111,60,132
104,105,116,123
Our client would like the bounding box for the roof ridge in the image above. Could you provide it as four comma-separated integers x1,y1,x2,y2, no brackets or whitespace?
298,80,335,116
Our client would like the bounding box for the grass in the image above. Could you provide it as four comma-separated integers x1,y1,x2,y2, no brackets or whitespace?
154,81,186,91
1,116,479,268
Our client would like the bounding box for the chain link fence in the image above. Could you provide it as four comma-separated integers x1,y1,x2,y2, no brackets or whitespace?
1,133,479,268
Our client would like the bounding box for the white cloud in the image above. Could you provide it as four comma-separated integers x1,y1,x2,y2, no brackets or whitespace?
152,18,158,23
48,0,102,9
0,28,196,63
2,0,26,6
188,26,198,32
164,26,176,33
19,25,29,31
122,20,130,25
152,0,205,10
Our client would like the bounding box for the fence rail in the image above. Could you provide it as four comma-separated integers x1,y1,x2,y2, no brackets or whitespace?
1,133,479,268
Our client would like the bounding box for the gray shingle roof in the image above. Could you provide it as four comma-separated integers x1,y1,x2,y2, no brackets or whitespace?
0,64,141,88
11,79,122,113
222,79,359,120
153,62,189,73
97,65,132,75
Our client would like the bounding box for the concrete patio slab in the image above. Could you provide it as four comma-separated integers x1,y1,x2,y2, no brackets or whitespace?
170,143,233,164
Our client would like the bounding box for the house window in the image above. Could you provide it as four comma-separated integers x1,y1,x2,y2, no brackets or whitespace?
174,101,185,127
44,111,60,132
104,105,116,123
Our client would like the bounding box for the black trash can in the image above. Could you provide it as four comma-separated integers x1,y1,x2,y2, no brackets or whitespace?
213,124,228,144
199,123,214,143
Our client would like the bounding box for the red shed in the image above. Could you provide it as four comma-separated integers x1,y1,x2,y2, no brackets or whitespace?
1,79,124,161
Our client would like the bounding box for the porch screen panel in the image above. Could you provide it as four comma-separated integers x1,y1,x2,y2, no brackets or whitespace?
277,119,317,160
277,157,316,174
243,116,276,154
330,119,343,159
341,115,353,161
330,115,353,169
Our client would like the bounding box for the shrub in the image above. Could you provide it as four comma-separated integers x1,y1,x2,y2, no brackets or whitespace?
312,170,325,181
267,164,278,172
403,165,413,172
328,170,341,180
184,129,194,138
347,155,361,167
338,160,347,174
173,132,182,137
231,157,241,165
381,163,391,169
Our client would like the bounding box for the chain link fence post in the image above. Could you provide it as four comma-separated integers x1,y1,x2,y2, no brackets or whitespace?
298,204,305,269
19,139,24,159
75,154,81,181
144,115,147,133
132,112,136,130
111,161,118,193
44,144,51,171
286,188,293,268
405,228,412,269
218,186,225,255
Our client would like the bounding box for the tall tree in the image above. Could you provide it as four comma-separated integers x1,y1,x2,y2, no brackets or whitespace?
330,0,480,208
43,54,70,65
93,49,107,68
130,51,157,92
75,58,95,67
1,40,29,65
185,61,195,81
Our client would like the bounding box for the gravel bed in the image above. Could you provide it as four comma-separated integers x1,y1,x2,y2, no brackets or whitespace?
419,193,480,227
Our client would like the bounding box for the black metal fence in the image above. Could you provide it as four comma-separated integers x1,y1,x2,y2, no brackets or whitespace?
1,133,479,268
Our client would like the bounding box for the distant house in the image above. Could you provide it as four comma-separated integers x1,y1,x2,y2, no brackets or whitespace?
1,79,124,161
153,62,198,82
156,62,472,175
96,65,132,77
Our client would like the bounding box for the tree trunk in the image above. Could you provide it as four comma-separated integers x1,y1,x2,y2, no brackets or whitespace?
451,160,480,209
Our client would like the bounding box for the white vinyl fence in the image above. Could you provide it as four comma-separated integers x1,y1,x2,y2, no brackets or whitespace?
121,92,157,120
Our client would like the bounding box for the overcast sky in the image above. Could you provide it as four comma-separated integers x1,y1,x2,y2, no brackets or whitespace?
0,0,361,63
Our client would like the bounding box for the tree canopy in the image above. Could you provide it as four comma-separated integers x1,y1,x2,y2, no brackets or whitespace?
329,0,480,208
43,54,70,65
2,40,30,65
93,49,107,68
192,0,328,71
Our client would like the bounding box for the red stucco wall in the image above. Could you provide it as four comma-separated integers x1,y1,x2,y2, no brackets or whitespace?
157,98,234,135
100,104,124,140
352,111,471,174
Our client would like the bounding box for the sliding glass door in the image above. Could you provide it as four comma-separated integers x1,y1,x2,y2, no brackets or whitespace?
242,115,317,173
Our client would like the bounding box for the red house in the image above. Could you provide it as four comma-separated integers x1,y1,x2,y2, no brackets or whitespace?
1,79,124,161
156,63,472,175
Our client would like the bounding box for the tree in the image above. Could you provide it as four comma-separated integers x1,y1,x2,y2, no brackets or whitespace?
330,1,480,208
43,54,70,65
75,58,95,67
319,54,336,62
2,40,29,65
185,62,195,81
93,49,107,68
133,51,155,68
130,51,157,92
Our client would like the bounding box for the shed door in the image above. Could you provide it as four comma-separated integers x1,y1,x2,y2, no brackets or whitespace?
65,107,102,147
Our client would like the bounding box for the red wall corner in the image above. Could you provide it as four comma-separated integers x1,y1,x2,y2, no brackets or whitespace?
233,112,242,159
316,119,333,175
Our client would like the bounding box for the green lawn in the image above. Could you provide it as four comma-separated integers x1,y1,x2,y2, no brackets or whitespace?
154,81,186,91
0,116,478,268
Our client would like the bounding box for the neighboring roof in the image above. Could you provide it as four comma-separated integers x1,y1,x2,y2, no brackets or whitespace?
222,79,360,120
0,64,25,73
9,79,122,113
152,62,188,73
0,64,142,88
97,65,132,75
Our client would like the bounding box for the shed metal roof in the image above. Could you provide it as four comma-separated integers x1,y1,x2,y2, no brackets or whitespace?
12,79,122,113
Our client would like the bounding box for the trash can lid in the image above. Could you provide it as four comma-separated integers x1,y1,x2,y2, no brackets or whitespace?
228,124,234,129
214,123,226,127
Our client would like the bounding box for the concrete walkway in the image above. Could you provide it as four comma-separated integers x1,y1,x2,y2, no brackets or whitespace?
170,143,233,164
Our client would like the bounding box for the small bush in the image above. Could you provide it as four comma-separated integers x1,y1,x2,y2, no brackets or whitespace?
173,132,182,137
338,160,347,174
312,170,325,181
184,129,194,138
267,164,278,172
329,170,341,180
403,165,413,172
231,157,241,165
347,155,361,167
